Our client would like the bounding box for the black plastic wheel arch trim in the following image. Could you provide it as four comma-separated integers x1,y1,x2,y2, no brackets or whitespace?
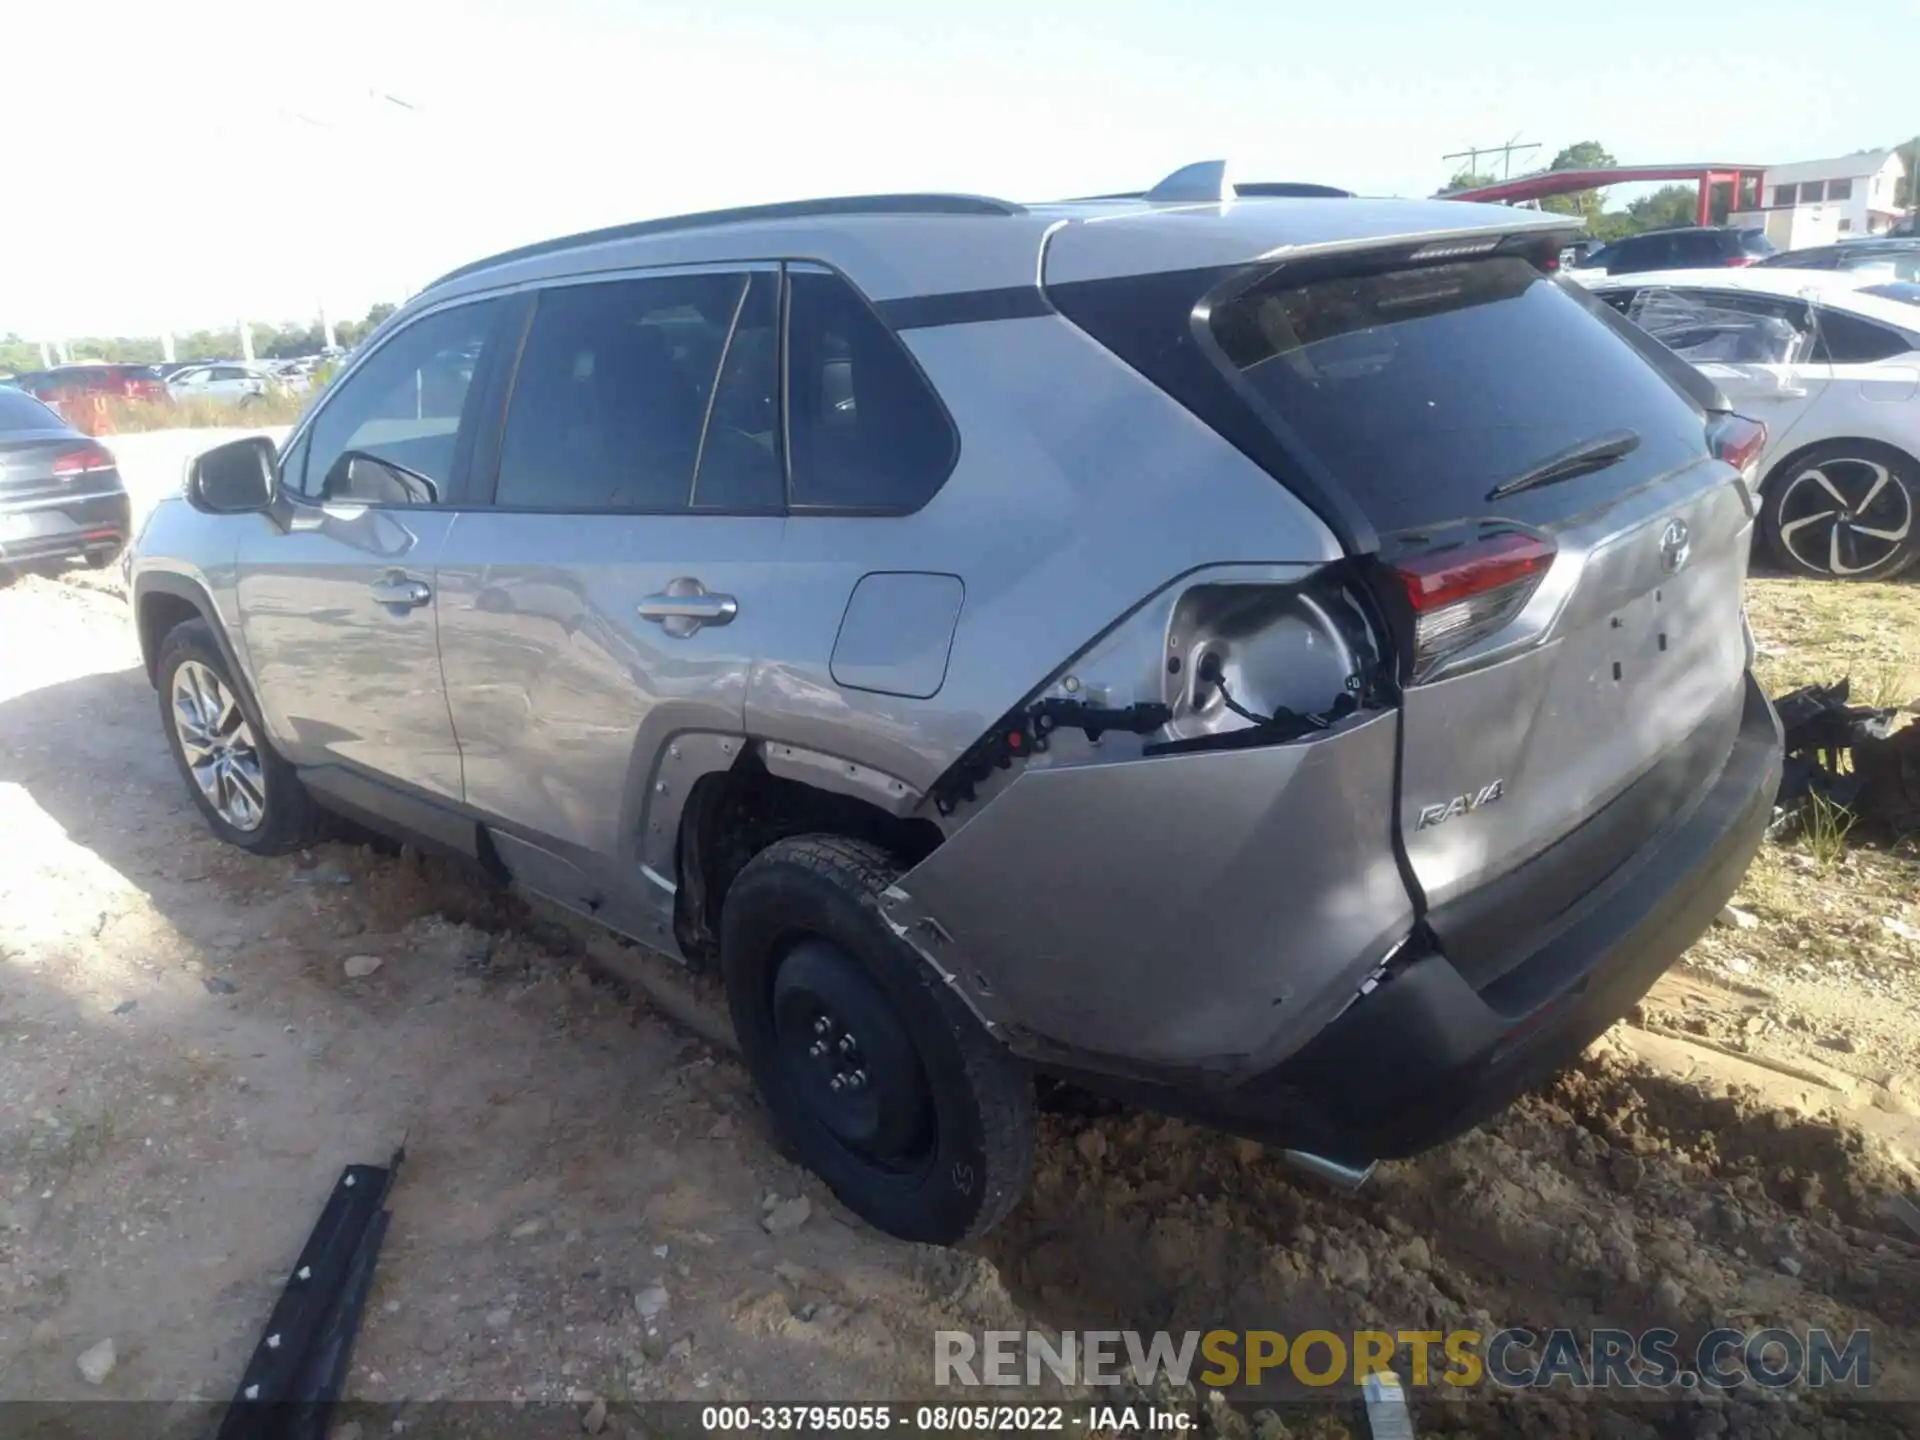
214,1145,403,1440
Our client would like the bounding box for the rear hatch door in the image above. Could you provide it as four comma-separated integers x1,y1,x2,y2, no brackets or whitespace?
1048,217,1755,983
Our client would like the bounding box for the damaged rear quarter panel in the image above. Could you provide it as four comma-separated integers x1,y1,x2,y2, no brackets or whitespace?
894,709,1413,1073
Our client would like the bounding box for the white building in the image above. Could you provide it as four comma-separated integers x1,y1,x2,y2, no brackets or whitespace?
1729,150,1908,250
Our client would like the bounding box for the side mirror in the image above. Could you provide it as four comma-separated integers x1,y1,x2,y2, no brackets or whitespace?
186,436,276,514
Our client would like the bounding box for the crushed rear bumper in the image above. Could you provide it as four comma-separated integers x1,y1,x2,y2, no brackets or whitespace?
1065,670,1782,1162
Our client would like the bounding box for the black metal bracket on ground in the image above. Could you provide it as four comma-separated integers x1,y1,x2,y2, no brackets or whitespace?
214,1145,404,1440
1773,678,1919,835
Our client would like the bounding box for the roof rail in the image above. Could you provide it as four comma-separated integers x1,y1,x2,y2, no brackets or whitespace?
425,192,1025,291
1072,162,1353,206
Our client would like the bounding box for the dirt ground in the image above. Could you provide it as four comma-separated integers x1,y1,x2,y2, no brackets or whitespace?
3,565,1919,1439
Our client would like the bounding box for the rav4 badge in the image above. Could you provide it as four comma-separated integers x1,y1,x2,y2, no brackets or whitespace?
1416,779,1506,830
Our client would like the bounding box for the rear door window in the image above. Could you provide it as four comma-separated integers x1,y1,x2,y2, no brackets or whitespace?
1671,231,1725,266
1628,289,1814,365
785,269,957,511
493,272,761,512
693,274,782,510
1206,255,1711,536
1618,234,1671,270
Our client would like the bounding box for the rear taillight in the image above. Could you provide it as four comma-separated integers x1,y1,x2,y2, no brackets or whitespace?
52,442,114,477
1724,255,1758,267
1708,412,1767,514
1708,414,1766,473
1385,531,1556,681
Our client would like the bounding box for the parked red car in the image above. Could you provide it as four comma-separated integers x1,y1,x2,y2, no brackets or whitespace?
15,364,169,413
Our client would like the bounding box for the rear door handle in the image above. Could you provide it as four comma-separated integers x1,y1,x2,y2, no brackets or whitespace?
369,576,432,608
638,579,737,635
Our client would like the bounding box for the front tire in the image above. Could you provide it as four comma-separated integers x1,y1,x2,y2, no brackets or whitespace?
721,835,1036,1244
1761,441,1919,581
156,619,320,855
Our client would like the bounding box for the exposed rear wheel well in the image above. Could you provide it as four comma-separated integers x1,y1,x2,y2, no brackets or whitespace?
137,591,207,685
673,750,943,967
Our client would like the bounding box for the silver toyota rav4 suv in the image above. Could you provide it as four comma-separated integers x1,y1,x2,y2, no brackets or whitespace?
130,164,1782,1243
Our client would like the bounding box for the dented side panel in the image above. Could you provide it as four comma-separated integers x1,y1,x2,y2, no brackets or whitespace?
896,710,1413,1073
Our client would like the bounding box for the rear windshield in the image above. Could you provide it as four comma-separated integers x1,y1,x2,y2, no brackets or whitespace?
1737,230,1776,256
1208,256,1712,535
0,387,60,431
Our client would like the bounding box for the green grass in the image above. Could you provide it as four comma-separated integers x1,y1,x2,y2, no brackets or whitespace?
1801,791,1858,870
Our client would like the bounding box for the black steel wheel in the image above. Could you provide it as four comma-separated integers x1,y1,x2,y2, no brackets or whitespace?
721,834,1035,1244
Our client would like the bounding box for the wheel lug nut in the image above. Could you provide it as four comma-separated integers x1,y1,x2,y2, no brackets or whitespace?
809,1040,828,1058
848,1069,866,1089
838,1035,855,1054
814,1017,830,1035
828,1076,844,1092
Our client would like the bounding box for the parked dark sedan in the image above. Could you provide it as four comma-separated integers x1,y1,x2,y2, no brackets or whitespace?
0,387,132,572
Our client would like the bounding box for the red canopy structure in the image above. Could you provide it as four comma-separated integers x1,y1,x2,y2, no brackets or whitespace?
1442,164,1771,226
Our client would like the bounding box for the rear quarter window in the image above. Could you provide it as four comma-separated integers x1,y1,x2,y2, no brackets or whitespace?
1206,255,1712,536
785,270,957,511
1814,308,1916,364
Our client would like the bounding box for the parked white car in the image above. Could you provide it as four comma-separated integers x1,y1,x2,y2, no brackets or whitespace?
1586,268,1920,580
166,363,277,406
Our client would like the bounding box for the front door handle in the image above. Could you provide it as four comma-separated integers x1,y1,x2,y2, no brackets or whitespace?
638,578,737,637
369,576,432,608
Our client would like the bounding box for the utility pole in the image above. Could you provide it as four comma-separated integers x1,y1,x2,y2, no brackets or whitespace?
1442,136,1541,185
239,319,255,364
38,339,52,368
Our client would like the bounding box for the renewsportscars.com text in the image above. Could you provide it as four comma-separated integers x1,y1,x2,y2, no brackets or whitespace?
935,1327,1872,1392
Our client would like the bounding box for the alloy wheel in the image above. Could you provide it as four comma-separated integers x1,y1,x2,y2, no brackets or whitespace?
171,660,267,831
1774,457,1914,577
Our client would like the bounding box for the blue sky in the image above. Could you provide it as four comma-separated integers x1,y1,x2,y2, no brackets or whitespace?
4,0,1914,338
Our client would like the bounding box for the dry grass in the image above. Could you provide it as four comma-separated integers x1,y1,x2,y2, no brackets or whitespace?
1730,572,1920,968
1745,575,1920,710
72,392,310,435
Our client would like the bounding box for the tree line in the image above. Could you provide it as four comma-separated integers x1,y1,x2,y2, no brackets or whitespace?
1448,136,1919,240
0,302,398,375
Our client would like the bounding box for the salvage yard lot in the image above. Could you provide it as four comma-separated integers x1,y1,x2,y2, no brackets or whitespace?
1,553,1918,1435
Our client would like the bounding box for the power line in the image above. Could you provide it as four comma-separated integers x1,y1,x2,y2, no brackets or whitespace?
1442,136,1542,184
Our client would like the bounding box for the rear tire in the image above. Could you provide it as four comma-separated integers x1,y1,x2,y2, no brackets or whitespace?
1761,441,1919,581
156,619,322,855
721,834,1035,1244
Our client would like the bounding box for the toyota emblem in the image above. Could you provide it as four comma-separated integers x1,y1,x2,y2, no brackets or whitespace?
1659,518,1691,574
